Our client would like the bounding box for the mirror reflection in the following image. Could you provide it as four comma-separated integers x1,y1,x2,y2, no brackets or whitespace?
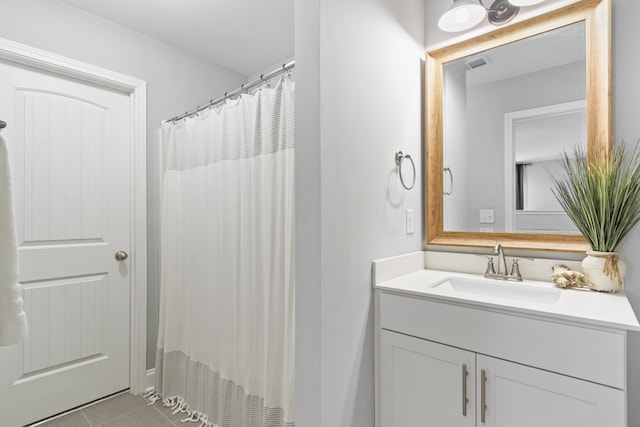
442,21,586,234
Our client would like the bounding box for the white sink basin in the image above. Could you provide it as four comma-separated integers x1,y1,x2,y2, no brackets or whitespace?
432,276,561,304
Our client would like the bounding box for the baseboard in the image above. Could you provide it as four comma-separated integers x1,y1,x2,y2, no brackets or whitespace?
145,368,155,392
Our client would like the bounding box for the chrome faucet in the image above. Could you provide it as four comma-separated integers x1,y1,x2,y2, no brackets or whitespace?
484,243,526,281
493,243,508,277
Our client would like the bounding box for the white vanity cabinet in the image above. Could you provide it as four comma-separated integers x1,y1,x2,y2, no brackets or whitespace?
380,329,623,427
375,289,632,427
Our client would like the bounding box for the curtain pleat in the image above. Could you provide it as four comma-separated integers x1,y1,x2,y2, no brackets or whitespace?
155,77,295,427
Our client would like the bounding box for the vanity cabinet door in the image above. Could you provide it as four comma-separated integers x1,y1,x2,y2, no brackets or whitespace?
380,330,476,427
477,355,625,427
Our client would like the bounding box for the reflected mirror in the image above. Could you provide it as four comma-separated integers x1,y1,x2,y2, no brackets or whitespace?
442,22,585,234
507,100,585,233
426,0,611,252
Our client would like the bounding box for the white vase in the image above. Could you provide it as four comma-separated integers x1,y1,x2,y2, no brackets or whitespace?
582,251,626,293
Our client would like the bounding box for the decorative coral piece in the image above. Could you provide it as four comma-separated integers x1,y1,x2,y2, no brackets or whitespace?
551,265,590,289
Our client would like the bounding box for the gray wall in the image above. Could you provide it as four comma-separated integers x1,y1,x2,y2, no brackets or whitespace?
294,0,321,425
294,0,425,425
612,1,640,425
0,0,246,369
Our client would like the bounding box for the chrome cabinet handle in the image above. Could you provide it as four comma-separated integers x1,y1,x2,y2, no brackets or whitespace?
462,364,469,416
115,250,129,261
481,369,487,423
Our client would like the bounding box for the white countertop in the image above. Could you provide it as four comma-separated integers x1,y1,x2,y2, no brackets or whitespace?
376,268,640,332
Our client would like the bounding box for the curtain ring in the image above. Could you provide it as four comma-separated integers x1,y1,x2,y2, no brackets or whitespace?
395,151,416,190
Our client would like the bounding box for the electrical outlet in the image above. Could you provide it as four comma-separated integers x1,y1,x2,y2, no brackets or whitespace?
406,209,415,235
479,209,495,224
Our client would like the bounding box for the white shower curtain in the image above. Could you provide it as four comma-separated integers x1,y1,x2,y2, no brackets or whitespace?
154,77,295,427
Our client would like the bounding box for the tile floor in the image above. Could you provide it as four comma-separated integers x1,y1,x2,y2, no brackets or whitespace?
31,392,186,427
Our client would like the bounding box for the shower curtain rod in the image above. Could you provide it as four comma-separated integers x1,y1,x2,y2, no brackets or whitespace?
164,60,295,124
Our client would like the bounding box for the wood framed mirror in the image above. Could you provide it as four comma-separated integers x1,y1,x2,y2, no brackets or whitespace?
425,0,610,252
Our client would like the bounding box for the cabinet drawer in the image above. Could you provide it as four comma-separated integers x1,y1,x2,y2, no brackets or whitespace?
379,291,625,389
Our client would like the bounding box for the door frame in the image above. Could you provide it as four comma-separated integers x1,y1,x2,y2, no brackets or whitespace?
503,100,586,232
0,38,148,394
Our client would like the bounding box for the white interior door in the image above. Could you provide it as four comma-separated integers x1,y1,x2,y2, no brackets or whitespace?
0,58,132,426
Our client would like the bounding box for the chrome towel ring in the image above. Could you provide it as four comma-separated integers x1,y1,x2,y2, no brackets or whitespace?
443,167,454,195
395,151,416,190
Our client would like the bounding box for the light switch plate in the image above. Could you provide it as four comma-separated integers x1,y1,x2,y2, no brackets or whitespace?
406,209,415,235
479,209,495,224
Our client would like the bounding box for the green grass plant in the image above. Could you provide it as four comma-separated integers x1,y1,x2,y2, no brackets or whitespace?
550,141,640,252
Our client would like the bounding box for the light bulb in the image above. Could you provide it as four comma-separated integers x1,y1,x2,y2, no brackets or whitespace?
438,0,487,32
455,7,470,24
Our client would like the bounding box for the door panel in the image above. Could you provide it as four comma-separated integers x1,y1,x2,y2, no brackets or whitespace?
0,59,131,426
17,89,105,244
380,330,476,427
20,275,106,377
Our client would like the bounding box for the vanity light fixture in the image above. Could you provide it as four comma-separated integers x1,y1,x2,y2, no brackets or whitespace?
509,0,546,5
438,0,546,33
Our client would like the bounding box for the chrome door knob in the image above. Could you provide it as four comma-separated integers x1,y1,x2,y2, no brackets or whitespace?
115,250,129,261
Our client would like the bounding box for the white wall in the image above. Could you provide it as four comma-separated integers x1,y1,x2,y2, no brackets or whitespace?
0,0,246,369
295,0,425,425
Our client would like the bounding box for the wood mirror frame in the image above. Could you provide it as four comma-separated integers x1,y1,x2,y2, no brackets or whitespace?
425,0,610,253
